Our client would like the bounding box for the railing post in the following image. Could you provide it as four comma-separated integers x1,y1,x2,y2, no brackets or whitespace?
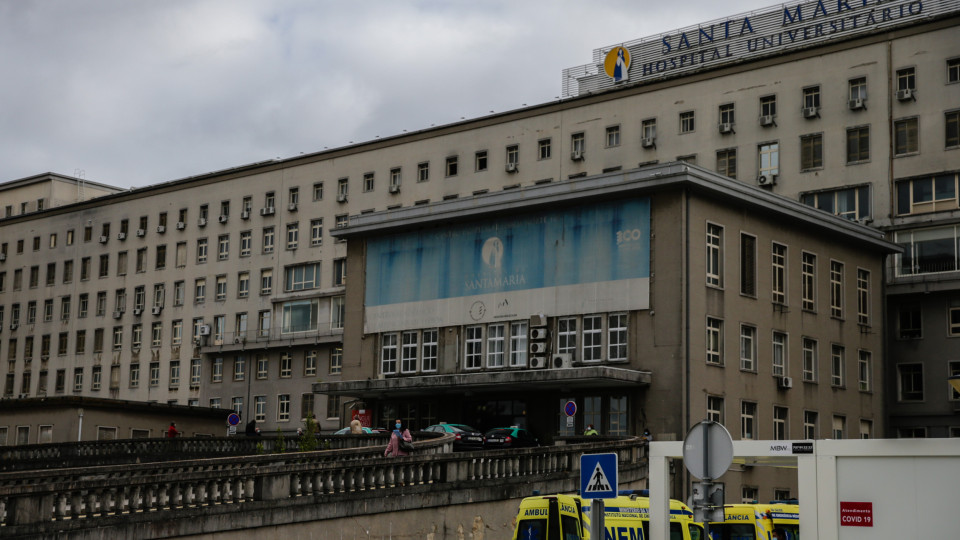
254,474,290,501
6,493,55,526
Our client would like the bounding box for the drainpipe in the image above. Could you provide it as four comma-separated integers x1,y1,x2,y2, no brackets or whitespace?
77,407,84,442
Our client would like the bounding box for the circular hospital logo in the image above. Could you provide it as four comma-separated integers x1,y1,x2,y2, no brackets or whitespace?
482,237,504,270
603,46,631,83
470,301,486,321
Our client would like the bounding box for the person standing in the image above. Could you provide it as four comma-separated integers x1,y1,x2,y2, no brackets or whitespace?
167,422,179,438
384,418,412,457
584,424,599,436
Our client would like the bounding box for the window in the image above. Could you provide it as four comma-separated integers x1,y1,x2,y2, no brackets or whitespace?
312,182,323,201
898,363,923,401
264,192,275,210
304,350,317,376
445,156,458,177
896,225,960,275
608,314,627,361
508,321,528,367
802,337,818,382
472,151,487,172
363,172,374,192
262,227,274,253
415,330,435,372
803,410,818,439
950,307,960,337
237,272,249,298
156,245,166,269
949,360,960,401
240,231,252,256
605,125,620,147
758,142,779,177
284,263,320,291
175,242,186,268
896,66,915,91
846,126,869,162
801,252,816,311
331,346,343,374
538,138,551,160
571,132,585,158
830,261,844,318
401,331,419,373
212,357,223,383
707,396,724,424
215,275,227,301
641,119,657,147
582,315,602,362
254,396,266,421
331,296,345,329
773,406,788,440
381,333,398,374
333,258,346,286
149,361,160,387
196,238,208,264
465,326,482,369
169,360,180,388
831,345,845,387
557,317,577,356
217,234,229,260
278,394,290,421
859,419,873,439
151,322,162,347
706,223,723,287
800,133,823,170
417,162,429,182
234,356,246,381
830,415,845,439
173,281,185,306
279,353,292,378
772,331,788,377
716,149,737,178
506,145,519,169
288,187,299,207
195,278,206,303
719,103,735,128
801,185,870,221
741,401,757,439
706,317,723,365
772,243,786,304
849,77,867,101
894,117,919,155
760,95,777,119
260,269,273,295
949,58,960,83
286,223,299,250
172,320,182,345
857,269,870,325
281,299,318,333
858,350,872,392
679,111,695,133
947,110,959,148
740,325,757,371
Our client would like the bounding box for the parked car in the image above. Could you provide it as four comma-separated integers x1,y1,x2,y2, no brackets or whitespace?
483,426,539,449
333,426,374,435
423,423,485,451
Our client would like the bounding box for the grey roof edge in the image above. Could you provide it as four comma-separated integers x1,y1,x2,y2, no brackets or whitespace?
0,172,124,193
333,161,901,254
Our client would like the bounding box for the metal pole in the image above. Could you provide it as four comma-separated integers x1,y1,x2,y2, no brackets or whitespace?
590,499,605,540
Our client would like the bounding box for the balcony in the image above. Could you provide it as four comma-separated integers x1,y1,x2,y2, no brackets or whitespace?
197,326,343,354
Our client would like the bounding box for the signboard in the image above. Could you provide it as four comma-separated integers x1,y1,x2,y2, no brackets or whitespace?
682,421,734,480
768,440,814,455
580,453,618,499
564,401,577,417
840,501,873,527
227,413,241,426
351,409,371,428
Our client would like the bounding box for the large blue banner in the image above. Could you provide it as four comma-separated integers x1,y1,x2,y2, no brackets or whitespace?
365,198,651,307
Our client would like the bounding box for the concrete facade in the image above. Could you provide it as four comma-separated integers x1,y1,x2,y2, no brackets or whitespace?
0,0,955,488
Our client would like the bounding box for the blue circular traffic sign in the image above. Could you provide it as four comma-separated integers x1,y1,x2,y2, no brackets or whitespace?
564,400,577,417
227,413,241,426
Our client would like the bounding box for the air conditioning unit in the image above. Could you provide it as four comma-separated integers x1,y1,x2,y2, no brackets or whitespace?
9,323,18,330
234,336,245,344
117,232,127,240
151,306,162,315
802,106,819,119
389,184,400,194
288,203,298,212
848,98,866,110
176,222,186,230
0,253,6,261
530,342,547,354
156,226,166,234
778,376,794,389
112,311,123,319
570,150,584,162
718,123,734,134
758,174,777,186
896,88,914,101
240,211,250,220
336,194,348,203
99,235,108,244
505,162,518,173
198,218,208,227
260,207,275,216
552,353,573,369
759,115,775,127
530,328,548,340
133,308,142,316
136,229,146,237
641,137,656,148
198,325,211,336
530,356,547,369
218,215,228,224
530,313,547,327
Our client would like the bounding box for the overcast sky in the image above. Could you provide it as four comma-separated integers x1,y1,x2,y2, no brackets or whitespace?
1,0,771,189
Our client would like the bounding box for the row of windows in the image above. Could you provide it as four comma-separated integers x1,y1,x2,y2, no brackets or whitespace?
896,171,960,217
896,360,960,403
705,395,874,440
707,224,872,323
2,348,340,399
896,304,960,339
705,319,873,389
207,392,324,424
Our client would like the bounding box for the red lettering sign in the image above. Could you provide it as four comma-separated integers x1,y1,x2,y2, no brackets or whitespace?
839,501,873,527
352,409,372,427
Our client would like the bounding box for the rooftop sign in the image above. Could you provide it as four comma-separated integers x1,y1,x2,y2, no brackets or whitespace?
563,0,958,97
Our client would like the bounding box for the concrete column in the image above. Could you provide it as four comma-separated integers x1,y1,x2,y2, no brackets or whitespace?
8,494,55,526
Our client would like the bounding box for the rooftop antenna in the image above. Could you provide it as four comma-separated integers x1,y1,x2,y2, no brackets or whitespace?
74,169,86,202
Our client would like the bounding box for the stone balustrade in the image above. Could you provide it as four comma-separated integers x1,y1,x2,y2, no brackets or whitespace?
0,435,647,539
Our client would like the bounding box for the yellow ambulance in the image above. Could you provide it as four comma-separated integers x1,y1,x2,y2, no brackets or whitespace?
755,502,800,539
705,504,774,540
513,492,704,540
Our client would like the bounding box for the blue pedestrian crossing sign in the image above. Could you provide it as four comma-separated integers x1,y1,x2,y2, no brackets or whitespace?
580,453,618,499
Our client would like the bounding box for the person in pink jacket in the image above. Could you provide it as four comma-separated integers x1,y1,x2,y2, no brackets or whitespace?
384,418,412,457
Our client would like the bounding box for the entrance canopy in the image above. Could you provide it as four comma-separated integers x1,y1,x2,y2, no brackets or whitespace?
313,365,651,398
